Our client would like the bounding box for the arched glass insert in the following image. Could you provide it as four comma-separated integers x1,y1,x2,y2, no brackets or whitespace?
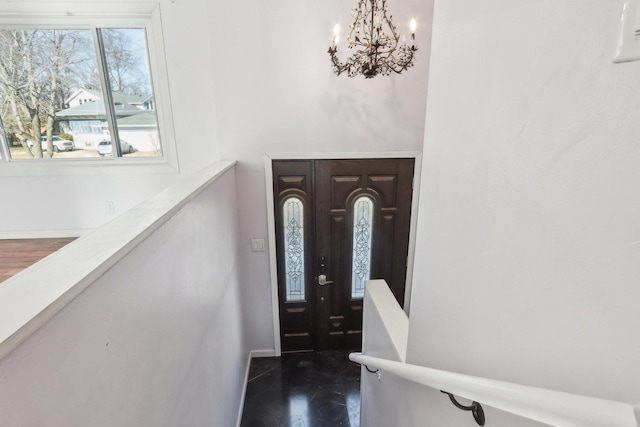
351,196,374,299
283,197,305,301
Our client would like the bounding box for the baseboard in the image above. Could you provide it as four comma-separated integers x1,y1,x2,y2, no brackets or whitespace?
0,229,90,239
235,349,277,427
251,349,276,358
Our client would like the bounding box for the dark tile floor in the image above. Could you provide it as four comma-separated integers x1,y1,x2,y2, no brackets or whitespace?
240,350,361,427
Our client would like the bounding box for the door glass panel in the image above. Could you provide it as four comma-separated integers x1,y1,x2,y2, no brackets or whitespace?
283,197,305,301
352,196,374,299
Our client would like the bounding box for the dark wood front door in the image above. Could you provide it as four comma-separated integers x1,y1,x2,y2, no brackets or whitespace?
273,158,414,353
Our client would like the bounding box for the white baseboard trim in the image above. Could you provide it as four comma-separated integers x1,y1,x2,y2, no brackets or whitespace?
235,349,277,427
251,349,276,358
0,229,90,239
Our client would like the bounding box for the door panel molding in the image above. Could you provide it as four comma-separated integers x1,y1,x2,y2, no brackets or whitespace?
272,161,315,353
265,151,422,356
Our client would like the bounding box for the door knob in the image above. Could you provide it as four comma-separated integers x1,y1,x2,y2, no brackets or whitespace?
318,274,334,286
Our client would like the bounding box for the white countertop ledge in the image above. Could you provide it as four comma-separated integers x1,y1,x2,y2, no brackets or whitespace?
0,161,236,361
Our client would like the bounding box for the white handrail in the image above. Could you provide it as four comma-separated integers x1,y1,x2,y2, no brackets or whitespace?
350,352,640,427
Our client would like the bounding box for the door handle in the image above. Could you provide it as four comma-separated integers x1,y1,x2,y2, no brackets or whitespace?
317,255,333,286
317,274,334,286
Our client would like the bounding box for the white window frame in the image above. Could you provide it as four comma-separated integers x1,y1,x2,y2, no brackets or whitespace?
0,2,178,176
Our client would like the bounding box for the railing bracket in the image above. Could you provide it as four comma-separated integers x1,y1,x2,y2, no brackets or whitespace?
363,364,381,380
364,365,379,374
441,391,485,426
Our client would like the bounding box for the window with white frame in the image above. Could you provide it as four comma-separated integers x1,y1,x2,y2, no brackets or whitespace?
0,3,175,166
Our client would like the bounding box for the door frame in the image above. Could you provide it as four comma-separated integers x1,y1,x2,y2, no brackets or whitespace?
264,151,423,356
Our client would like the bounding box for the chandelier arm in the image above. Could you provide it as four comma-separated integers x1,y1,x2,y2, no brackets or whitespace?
328,47,355,76
385,48,417,74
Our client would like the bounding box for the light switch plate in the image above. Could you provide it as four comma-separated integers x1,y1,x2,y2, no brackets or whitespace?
251,238,266,252
614,0,640,62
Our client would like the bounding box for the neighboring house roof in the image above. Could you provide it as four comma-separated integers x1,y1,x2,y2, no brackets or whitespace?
112,92,148,106
56,101,146,119
65,89,151,108
115,112,158,127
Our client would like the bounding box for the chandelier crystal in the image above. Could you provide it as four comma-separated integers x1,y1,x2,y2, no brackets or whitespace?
328,0,417,78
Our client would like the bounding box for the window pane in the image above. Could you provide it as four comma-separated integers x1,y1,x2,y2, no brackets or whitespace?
352,196,374,299
283,197,305,302
100,28,161,158
0,29,105,159
0,27,164,161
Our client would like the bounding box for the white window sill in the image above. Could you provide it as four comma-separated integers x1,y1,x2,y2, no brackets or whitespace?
0,156,179,177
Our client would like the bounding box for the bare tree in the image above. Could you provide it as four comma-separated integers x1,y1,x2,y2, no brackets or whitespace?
101,29,150,95
41,30,88,156
0,29,91,158
0,30,39,157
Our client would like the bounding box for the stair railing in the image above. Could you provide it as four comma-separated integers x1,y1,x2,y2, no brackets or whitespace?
350,352,640,427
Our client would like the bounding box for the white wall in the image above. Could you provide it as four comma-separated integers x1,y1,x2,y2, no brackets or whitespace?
359,280,416,427
0,167,248,427
406,0,640,424
0,0,433,353
360,280,549,426
0,0,221,234
208,0,433,350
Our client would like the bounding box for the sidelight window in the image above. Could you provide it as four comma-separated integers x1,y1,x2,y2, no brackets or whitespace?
351,196,374,299
283,197,305,301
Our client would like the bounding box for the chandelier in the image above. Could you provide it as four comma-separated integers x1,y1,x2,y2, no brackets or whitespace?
328,0,417,78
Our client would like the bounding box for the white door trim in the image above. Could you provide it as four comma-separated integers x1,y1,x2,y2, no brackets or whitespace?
264,151,423,356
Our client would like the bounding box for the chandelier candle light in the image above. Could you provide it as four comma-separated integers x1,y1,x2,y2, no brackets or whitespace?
328,0,417,78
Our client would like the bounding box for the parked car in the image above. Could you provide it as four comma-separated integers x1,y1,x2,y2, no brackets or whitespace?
97,139,135,156
28,136,75,152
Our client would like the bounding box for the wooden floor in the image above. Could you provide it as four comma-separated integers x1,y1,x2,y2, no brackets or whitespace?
0,238,77,284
